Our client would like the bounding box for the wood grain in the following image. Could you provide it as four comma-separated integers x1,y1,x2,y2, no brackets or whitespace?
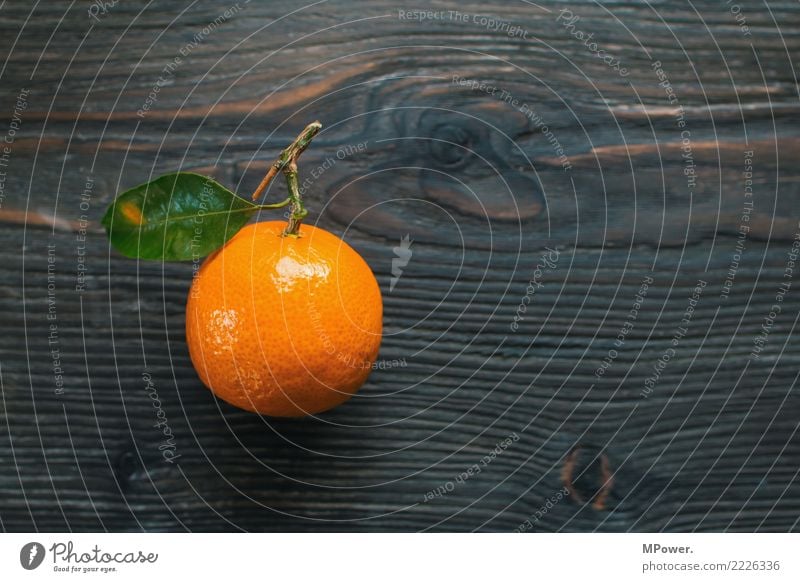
0,0,798,532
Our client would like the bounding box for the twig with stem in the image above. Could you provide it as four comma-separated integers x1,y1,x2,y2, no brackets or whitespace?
250,121,322,236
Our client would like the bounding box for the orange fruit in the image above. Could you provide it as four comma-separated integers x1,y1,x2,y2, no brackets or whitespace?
185,221,383,417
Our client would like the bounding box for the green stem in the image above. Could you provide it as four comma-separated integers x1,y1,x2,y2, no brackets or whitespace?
250,121,322,236
258,197,292,210
283,163,308,236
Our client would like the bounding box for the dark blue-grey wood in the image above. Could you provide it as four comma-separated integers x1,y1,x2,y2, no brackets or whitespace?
0,0,798,531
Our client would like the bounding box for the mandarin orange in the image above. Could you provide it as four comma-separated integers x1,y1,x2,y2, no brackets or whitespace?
186,220,382,417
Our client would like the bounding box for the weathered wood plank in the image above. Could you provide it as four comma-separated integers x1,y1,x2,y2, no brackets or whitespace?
0,0,799,532
2,221,799,531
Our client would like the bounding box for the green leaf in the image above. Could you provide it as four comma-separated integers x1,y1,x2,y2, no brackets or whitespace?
102,172,259,261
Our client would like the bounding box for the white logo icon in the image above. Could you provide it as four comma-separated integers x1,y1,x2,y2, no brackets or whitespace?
390,235,413,292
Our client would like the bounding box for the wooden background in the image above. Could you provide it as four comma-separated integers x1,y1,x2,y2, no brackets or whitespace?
1,0,799,532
